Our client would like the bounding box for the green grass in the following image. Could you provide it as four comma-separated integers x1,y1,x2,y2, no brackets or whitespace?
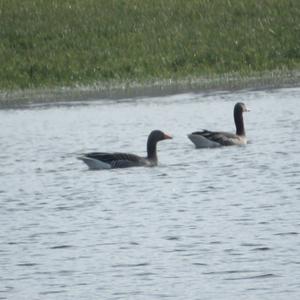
0,0,300,90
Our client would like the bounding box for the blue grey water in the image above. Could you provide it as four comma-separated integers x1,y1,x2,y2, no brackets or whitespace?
0,87,300,300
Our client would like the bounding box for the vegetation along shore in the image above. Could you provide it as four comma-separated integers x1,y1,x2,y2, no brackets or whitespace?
0,0,300,98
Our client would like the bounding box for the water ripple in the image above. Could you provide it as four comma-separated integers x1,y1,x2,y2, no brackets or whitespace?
224,273,279,281
1,87,300,300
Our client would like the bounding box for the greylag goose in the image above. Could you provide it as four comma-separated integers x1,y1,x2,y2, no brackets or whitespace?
188,102,250,148
78,130,172,169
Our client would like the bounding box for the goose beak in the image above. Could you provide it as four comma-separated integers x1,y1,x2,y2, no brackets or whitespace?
245,107,251,112
164,133,173,139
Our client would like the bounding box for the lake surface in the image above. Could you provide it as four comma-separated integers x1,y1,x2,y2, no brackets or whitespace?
1,87,300,299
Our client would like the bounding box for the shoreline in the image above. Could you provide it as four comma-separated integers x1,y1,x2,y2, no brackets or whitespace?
1,70,300,108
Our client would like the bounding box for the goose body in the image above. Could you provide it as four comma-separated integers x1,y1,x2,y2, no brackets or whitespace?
78,130,172,170
188,102,250,148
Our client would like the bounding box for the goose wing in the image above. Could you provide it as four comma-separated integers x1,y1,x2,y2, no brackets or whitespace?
192,130,238,146
84,152,145,168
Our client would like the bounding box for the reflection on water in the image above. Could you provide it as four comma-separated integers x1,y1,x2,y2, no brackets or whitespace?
1,87,300,299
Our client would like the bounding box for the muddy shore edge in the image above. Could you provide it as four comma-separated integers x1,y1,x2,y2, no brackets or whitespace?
1,70,300,109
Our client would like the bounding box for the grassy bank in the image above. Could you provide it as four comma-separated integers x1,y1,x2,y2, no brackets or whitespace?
0,0,300,90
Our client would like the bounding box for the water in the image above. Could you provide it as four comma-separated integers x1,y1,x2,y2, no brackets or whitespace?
1,87,300,300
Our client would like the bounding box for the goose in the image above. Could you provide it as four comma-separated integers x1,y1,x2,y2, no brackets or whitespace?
188,102,250,148
78,130,172,170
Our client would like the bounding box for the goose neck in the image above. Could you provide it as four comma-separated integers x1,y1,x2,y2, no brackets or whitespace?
234,109,245,136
